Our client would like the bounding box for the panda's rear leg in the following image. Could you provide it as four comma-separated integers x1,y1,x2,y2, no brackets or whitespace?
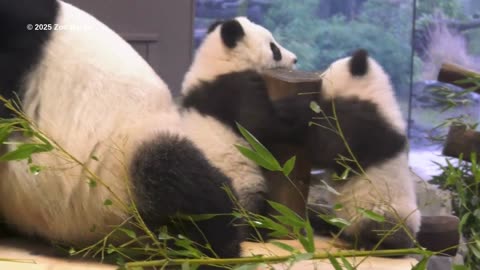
308,208,417,252
130,133,241,259
344,214,417,252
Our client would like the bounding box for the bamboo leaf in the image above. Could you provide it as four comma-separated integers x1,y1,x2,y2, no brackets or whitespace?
298,234,315,253
236,123,281,171
178,213,222,221
339,168,350,180
470,244,480,259
341,257,355,270
0,143,53,161
268,201,304,228
282,156,296,177
118,228,137,239
104,199,113,206
319,215,351,229
357,208,385,222
235,145,279,171
321,180,341,195
87,178,97,188
327,254,343,270
250,215,290,237
0,126,12,145
107,244,116,254
411,256,429,270
270,241,296,252
459,212,470,231
29,164,42,175
310,101,321,113
333,203,343,211
272,215,305,228
304,220,315,253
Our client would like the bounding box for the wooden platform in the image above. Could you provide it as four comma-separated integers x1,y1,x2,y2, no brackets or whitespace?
0,237,418,270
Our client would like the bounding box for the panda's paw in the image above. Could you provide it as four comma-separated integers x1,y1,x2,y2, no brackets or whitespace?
346,214,417,253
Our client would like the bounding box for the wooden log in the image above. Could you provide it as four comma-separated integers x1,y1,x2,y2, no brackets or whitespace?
416,215,460,256
438,62,480,94
261,68,322,220
443,124,480,162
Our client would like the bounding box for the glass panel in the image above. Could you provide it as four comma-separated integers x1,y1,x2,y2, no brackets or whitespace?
410,0,480,178
194,0,415,117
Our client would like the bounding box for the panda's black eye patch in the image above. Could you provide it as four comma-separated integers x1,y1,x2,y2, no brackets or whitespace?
270,42,282,61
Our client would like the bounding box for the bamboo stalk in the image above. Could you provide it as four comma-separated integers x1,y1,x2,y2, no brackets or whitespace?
124,248,427,268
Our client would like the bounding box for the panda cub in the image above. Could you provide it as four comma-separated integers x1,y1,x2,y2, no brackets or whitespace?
0,0,241,260
181,17,303,217
308,49,421,250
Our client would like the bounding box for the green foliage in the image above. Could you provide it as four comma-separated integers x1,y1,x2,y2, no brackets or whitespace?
427,83,480,112
263,0,414,97
429,75,480,269
416,0,464,19
432,153,480,269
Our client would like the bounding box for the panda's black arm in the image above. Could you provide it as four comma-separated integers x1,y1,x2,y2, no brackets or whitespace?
182,70,315,146
307,96,406,173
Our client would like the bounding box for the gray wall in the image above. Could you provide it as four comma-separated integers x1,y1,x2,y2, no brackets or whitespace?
65,0,195,95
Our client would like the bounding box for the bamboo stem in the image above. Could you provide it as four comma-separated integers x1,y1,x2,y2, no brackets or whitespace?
124,248,427,268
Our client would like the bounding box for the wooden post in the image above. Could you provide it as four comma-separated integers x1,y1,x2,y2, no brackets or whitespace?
416,215,460,256
261,68,322,220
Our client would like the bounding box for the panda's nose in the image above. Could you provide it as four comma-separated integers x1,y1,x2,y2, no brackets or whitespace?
293,58,298,64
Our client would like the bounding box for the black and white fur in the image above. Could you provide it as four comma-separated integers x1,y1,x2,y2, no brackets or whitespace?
180,16,419,250
0,0,241,260
308,49,421,249
180,17,302,219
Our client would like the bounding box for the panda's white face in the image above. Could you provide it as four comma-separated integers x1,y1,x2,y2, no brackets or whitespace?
230,17,297,70
181,17,297,94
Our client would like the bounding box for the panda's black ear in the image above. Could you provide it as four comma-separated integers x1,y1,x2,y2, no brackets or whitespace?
349,49,369,76
220,19,245,49
207,20,223,34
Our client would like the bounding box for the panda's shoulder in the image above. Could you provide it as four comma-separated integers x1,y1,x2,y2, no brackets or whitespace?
214,70,265,87
184,70,265,101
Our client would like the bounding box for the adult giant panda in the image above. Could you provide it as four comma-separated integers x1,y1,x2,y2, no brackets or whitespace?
307,49,421,250
0,0,242,260
180,17,307,219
